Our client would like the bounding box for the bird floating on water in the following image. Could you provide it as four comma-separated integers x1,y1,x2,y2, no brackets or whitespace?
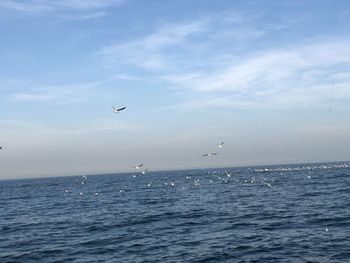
263,181,272,188
112,106,126,113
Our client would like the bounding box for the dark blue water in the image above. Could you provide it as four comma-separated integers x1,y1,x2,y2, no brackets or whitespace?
1,162,350,262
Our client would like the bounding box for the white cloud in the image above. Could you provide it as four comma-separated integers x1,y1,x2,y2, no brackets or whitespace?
97,10,350,111
97,10,282,73
0,0,126,19
97,13,270,72
98,21,208,70
162,39,350,110
0,0,125,12
52,0,125,10
59,11,107,21
9,86,85,103
5,81,103,104
95,8,350,111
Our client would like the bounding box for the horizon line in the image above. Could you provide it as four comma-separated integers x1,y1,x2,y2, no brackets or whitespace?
1,160,349,182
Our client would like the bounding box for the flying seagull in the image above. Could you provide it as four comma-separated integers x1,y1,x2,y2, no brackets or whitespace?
218,142,224,148
141,168,148,174
133,163,144,169
112,106,126,113
202,153,218,157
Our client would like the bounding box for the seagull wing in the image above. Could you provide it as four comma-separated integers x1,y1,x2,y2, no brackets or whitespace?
117,106,126,111
112,106,126,112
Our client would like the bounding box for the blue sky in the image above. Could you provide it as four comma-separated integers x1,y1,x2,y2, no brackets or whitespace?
0,0,349,179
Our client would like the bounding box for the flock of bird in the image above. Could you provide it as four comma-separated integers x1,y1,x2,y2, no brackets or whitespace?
112,105,225,176
202,142,224,157
60,105,315,195
0,105,225,182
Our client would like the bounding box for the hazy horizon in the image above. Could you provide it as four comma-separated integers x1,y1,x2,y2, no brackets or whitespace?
1,0,350,179
1,159,349,181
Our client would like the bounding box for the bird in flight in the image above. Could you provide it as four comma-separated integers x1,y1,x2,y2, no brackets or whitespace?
112,106,126,113
132,163,144,169
0,146,2,150
202,153,218,157
218,142,224,148
141,168,148,174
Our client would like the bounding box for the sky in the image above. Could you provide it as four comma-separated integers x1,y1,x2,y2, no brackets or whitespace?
0,0,349,179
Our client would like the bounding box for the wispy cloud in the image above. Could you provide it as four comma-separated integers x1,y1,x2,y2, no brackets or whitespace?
161,39,350,110
93,4,350,110
59,11,106,21
97,11,283,72
5,81,102,104
0,0,126,19
0,0,125,12
98,20,209,70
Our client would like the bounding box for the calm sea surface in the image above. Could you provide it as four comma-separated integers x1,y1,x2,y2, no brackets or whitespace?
1,162,350,262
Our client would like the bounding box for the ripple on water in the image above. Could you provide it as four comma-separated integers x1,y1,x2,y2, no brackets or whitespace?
1,163,350,262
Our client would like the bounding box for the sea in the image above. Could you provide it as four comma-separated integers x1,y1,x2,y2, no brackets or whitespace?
1,162,349,263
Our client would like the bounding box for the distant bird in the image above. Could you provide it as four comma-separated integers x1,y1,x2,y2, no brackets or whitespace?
263,181,272,188
202,153,217,157
112,106,126,113
218,142,224,148
141,168,148,174
133,163,144,169
0,146,2,150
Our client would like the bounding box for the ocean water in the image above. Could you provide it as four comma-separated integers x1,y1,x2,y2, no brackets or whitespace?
1,162,350,263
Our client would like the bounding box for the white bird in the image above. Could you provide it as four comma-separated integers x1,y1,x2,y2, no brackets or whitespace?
202,153,217,157
132,163,143,169
141,168,148,174
218,142,224,148
263,180,272,187
112,106,126,113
